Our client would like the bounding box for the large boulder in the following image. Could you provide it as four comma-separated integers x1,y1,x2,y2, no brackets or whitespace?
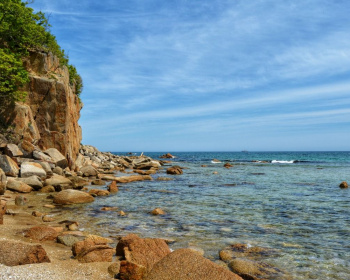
0,155,19,177
44,148,68,168
44,174,73,191
0,240,50,266
20,162,46,179
72,235,114,263
80,165,98,177
53,189,95,205
0,168,7,195
4,144,23,157
33,150,52,162
16,176,43,190
23,226,58,241
116,234,171,274
144,248,243,280
133,160,161,170
6,180,33,193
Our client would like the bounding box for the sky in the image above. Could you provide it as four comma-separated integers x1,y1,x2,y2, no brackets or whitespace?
29,0,350,152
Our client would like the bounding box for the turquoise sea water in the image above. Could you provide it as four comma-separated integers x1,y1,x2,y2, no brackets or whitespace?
66,152,350,279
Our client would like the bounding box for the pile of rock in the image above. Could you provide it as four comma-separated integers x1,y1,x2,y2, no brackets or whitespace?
0,143,163,197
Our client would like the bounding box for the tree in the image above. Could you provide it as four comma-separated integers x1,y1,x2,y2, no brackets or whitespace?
0,0,82,101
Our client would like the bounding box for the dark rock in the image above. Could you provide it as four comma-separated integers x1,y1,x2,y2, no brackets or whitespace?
339,181,348,189
57,234,85,247
0,240,50,266
0,155,19,176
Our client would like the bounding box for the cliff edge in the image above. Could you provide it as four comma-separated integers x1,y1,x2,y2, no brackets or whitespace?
0,51,82,166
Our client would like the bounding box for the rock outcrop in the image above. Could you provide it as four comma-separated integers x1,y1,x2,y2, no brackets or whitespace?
0,50,82,167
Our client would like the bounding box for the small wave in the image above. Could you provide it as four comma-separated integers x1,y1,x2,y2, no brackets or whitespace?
271,160,295,164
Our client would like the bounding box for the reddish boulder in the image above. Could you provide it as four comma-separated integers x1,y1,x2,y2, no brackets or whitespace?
339,181,348,189
144,248,243,280
72,235,114,263
6,180,33,193
23,226,58,241
224,162,233,168
120,261,147,280
0,240,50,266
116,234,170,273
166,166,183,175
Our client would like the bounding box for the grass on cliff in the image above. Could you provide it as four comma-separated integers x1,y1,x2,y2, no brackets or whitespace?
0,0,83,102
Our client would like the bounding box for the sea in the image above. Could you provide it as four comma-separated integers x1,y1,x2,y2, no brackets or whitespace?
61,151,350,280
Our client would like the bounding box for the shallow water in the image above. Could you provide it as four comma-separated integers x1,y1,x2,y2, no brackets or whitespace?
52,152,350,279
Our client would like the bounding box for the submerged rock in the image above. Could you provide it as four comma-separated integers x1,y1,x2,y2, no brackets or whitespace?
228,258,283,280
151,208,165,215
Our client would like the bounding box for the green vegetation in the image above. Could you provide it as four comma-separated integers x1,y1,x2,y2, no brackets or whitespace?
0,0,83,102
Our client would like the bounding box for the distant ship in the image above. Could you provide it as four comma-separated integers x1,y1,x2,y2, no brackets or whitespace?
241,150,248,153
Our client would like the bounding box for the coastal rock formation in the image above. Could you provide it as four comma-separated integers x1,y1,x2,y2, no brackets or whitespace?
166,166,183,175
144,248,243,280
6,180,33,193
0,51,82,167
159,153,175,159
0,240,50,266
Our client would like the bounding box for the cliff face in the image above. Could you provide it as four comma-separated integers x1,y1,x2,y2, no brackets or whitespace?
0,51,82,166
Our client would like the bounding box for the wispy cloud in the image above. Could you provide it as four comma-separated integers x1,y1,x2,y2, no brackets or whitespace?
29,0,350,151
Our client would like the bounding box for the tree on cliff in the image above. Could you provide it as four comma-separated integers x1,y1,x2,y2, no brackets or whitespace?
0,0,83,102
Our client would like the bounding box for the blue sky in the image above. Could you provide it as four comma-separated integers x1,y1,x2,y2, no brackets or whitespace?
29,0,350,152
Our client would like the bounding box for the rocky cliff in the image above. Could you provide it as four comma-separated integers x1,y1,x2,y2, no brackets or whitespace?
0,51,82,166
